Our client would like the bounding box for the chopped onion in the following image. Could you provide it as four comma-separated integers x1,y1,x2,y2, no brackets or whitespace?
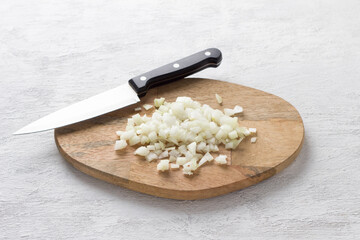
140,136,150,145
198,158,208,167
176,157,188,165
114,140,127,150
187,142,196,155
134,107,142,112
169,149,180,157
249,128,257,134
210,144,219,152
143,104,153,110
215,155,227,164
251,137,257,143
154,149,162,155
116,131,124,136
183,169,193,175
132,114,142,125
170,163,180,169
203,152,214,161
228,130,238,139
233,105,243,114
129,135,140,146
224,105,243,116
225,142,233,149
169,156,177,162
154,98,165,108
197,142,206,152
147,145,155,151
146,152,158,162
135,146,149,156
120,130,135,140
157,160,169,171
215,94,222,105
178,145,187,155
158,150,169,159
199,152,214,166
148,131,157,142
237,127,251,137
183,159,197,175
115,96,254,176
224,108,235,116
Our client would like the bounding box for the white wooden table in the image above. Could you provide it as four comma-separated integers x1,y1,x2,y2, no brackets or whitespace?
1,0,359,239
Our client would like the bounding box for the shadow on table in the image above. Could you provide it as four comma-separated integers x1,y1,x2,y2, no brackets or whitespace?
59,136,311,214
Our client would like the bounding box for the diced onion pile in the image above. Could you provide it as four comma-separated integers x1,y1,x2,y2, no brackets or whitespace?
114,96,257,175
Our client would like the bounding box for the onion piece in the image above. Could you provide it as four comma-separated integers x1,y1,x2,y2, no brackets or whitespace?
183,170,193,175
187,142,197,155
169,149,180,157
116,131,124,137
249,128,257,134
233,105,243,114
169,156,177,162
157,160,169,171
178,145,187,155
176,157,188,165
199,152,214,166
129,135,141,146
140,136,150,145
148,131,157,142
147,145,155,151
146,152,158,162
132,114,142,125
228,130,238,139
134,107,142,112
215,154,227,164
209,144,219,152
154,149,162,155
225,142,233,149
224,105,243,116
251,137,257,143
135,146,149,156
120,130,135,140
197,142,206,152
231,138,243,149
170,163,180,169
215,93,222,105
158,150,169,159
114,140,127,150
236,127,251,137
154,98,165,108
224,108,235,116
198,158,208,167
183,159,198,175
204,152,214,161
143,104,153,110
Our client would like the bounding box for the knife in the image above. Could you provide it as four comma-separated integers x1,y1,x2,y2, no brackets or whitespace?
14,48,222,135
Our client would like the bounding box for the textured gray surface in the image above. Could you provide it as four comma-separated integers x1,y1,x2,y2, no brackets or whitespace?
1,0,360,239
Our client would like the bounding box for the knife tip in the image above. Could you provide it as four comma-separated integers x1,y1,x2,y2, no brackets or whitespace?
13,125,39,135
13,128,27,135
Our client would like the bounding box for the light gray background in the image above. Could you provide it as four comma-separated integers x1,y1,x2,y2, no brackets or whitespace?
1,0,359,239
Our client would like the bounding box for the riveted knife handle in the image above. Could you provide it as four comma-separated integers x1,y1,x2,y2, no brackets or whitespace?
128,48,222,97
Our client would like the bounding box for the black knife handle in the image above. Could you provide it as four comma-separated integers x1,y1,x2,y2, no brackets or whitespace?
128,48,222,97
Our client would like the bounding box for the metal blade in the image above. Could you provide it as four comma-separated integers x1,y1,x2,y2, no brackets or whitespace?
14,83,140,134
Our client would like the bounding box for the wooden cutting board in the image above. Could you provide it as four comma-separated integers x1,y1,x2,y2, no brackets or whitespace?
55,78,304,200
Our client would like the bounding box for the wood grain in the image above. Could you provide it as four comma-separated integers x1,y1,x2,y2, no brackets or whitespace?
55,78,304,200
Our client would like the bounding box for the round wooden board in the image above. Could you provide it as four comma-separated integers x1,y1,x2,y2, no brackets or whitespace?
55,78,304,200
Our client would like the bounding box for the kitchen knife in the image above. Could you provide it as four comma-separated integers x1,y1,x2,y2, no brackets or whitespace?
14,48,222,134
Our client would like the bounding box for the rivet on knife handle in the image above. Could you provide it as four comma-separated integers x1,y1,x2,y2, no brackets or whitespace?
128,48,222,97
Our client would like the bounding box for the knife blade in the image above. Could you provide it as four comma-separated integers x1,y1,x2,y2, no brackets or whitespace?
14,48,222,134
